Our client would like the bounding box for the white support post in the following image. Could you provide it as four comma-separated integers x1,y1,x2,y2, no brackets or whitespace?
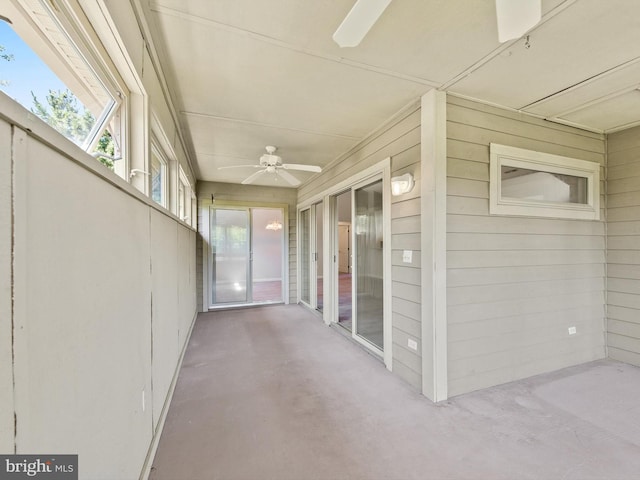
420,90,448,402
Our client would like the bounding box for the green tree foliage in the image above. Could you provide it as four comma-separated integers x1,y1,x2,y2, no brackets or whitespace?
31,89,114,169
0,44,13,86
0,44,12,61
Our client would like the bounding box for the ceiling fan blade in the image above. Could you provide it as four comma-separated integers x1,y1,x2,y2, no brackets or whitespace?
218,164,262,170
277,169,301,187
282,163,322,173
241,169,266,184
495,0,540,43
332,0,392,48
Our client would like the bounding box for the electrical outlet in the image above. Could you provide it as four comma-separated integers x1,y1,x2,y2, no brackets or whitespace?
403,250,413,263
407,338,418,351
568,326,577,335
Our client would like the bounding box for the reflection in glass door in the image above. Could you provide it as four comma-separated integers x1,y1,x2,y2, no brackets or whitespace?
252,208,284,303
354,179,384,349
211,208,249,304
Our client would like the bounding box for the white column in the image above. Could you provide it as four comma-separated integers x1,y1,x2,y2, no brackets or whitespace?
420,90,448,402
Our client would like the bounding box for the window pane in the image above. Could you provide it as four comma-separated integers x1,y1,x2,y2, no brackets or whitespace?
151,155,164,205
501,166,588,204
1,5,117,155
178,182,185,219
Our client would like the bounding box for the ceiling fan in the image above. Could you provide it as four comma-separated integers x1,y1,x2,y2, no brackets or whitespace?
218,146,322,186
332,0,541,47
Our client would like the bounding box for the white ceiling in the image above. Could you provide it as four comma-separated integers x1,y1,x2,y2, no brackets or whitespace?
143,0,640,187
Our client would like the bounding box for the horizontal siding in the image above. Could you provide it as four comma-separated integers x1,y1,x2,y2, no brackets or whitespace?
607,125,640,368
446,96,606,397
390,137,421,391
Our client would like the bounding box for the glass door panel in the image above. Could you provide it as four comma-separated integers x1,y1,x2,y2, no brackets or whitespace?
354,180,384,349
252,208,284,303
211,208,249,304
335,191,352,330
315,202,324,312
300,208,311,305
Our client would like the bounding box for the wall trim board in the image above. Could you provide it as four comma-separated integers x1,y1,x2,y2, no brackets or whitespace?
140,309,198,480
421,90,448,402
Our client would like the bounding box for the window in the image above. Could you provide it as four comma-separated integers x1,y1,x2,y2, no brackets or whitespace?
178,180,185,220
178,167,191,224
150,145,167,208
1,0,127,174
489,143,600,220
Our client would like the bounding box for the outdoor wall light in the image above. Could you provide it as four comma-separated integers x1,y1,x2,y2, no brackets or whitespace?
391,173,415,196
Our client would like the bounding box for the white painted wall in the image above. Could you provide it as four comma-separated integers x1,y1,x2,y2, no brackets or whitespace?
1,94,197,479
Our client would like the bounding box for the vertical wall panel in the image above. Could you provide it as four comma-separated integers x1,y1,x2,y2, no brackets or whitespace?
0,119,14,452
150,210,179,429
13,134,153,478
607,125,640,366
6,117,198,479
446,96,606,397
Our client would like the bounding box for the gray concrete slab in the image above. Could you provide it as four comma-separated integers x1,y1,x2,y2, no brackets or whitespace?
150,305,640,480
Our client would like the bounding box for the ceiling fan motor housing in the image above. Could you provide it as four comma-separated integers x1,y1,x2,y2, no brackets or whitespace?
260,153,282,166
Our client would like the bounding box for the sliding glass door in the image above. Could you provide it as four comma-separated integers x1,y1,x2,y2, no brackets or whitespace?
299,203,323,311
210,206,284,307
353,179,384,350
300,208,311,305
333,190,352,330
211,208,249,304
298,165,390,364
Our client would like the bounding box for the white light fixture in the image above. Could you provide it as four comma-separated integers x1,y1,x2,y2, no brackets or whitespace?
266,220,283,231
332,0,393,48
495,0,541,43
391,173,414,196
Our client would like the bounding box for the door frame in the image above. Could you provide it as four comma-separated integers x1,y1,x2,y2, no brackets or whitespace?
298,201,323,311
297,158,392,369
350,174,386,358
202,199,289,310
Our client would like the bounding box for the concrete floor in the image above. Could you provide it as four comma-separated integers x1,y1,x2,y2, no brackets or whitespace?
150,305,640,480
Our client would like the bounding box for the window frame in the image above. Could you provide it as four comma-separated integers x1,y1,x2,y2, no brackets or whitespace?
178,167,191,224
6,0,129,176
489,143,600,220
